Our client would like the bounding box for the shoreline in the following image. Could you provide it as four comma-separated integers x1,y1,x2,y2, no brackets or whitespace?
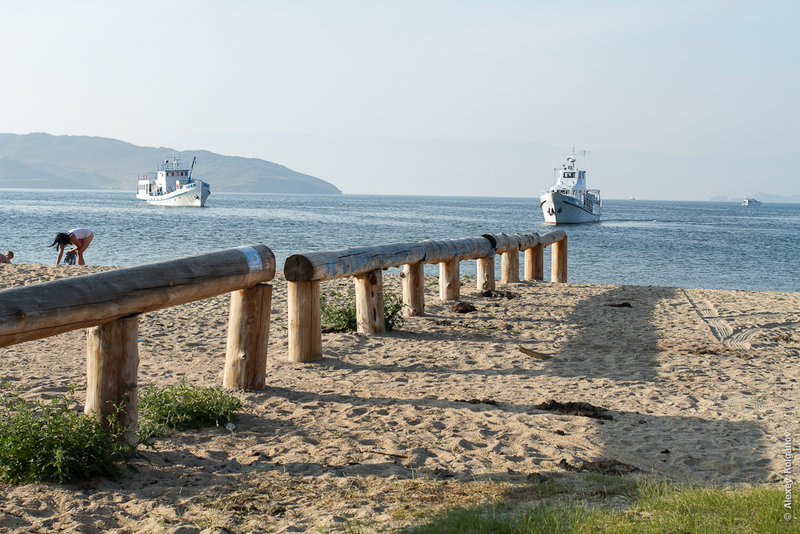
3,262,800,295
1,264,798,531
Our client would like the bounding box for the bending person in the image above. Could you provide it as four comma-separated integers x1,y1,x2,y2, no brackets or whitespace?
50,228,94,265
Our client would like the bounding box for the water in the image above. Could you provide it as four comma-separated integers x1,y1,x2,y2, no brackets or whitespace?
2,189,799,292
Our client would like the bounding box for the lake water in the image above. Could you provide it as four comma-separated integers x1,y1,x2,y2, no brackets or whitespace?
2,189,799,292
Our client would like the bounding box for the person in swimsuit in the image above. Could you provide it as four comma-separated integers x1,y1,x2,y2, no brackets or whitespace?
0,251,12,264
50,228,94,265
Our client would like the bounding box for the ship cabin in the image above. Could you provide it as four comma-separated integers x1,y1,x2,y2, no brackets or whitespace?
137,155,195,197
553,157,587,193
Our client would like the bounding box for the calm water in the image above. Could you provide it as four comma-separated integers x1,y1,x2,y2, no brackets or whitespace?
2,189,799,292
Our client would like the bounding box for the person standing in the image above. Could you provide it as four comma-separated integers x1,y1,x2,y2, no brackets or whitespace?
50,228,94,265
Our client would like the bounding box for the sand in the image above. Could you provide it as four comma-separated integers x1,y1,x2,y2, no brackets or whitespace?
0,263,798,532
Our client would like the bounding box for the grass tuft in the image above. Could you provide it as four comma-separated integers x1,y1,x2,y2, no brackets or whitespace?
0,381,242,485
321,288,405,331
0,384,135,484
137,381,242,440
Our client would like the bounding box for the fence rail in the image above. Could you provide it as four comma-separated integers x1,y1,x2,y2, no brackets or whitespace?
284,230,567,362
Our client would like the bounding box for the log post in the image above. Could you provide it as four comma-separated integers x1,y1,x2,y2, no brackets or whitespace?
439,258,460,301
501,251,520,284
85,315,139,437
525,244,544,281
355,269,385,334
288,281,322,362
223,283,272,390
551,237,568,283
476,255,495,292
402,262,425,317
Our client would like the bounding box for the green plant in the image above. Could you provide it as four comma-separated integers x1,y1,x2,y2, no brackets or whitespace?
137,381,242,440
383,291,406,331
0,381,243,485
405,478,791,533
0,384,135,484
320,289,406,331
321,289,358,331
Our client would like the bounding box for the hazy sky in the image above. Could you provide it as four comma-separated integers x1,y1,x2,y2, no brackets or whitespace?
2,1,798,198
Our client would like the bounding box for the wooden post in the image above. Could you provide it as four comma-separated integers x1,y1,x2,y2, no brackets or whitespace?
85,315,139,436
525,244,544,281
355,269,385,334
439,258,460,300
288,281,322,362
501,251,520,284
402,262,425,317
476,256,495,292
551,237,568,283
223,283,272,390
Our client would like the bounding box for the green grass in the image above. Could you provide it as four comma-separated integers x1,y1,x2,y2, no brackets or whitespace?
0,381,242,484
0,384,135,484
321,288,405,331
137,380,242,440
405,477,794,534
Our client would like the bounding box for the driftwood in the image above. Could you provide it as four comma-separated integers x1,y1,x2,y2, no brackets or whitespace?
518,345,552,360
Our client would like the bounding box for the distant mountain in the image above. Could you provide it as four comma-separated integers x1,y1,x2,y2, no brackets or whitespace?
0,133,341,194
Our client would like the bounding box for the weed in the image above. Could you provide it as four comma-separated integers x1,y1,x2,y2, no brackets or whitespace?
0,384,135,484
321,289,358,330
383,291,406,331
138,380,242,440
321,288,406,331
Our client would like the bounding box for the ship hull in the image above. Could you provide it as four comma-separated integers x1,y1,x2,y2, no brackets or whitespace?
540,192,600,224
137,181,210,207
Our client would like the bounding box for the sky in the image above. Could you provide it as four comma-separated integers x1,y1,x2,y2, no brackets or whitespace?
1,1,798,199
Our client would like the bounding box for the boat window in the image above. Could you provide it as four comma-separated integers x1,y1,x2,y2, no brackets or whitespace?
563,172,575,178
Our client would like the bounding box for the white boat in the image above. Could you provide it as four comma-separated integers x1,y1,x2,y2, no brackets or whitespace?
741,197,761,206
540,151,601,224
136,153,210,207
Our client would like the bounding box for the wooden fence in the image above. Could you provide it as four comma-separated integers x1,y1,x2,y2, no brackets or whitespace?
0,246,276,434
283,230,567,363
0,231,567,433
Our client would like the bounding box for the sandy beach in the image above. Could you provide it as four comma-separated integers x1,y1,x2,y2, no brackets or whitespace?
1,263,798,532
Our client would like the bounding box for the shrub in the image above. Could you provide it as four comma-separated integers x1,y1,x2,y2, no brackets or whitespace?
382,291,405,331
0,381,243,485
0,384,135,484
321,289,358,331
321,288,405,331
137,381,242,440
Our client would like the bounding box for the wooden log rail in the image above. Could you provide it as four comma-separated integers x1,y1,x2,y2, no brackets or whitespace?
283,230,567,362
0,245,276,435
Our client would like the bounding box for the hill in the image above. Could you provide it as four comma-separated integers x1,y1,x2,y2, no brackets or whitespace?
0,133,341,194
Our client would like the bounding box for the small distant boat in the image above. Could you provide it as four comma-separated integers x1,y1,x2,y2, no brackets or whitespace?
540,150,601,224
136,153,210,207
741,197,761,206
